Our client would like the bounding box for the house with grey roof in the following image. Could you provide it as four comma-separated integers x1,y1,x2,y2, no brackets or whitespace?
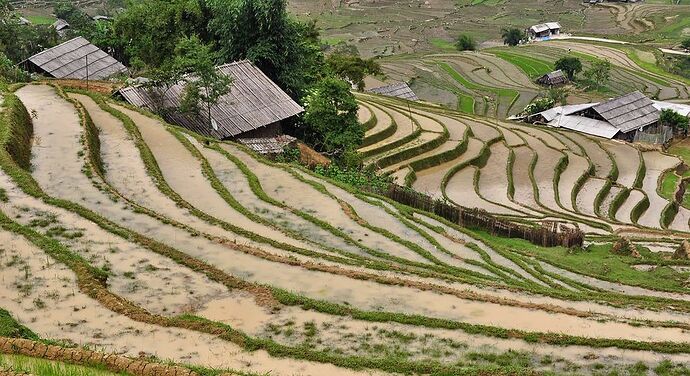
527,22,561,40
536,70,567,86
24,36,127,80
119,60,304,152
526,91,671,144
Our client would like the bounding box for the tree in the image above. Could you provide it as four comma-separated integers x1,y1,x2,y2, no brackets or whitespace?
554,56,582,80
546,87,569,106
681,38,690,51
174,36,233,129
208,0,324,99
660,109,689,135
111,0,211,67
501,28,525,47
326,52,381,91
301,77,363,160
455,34,476,51
582,59,611,90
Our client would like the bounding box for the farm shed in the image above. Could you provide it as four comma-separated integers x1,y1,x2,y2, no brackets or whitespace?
536,70,567,86
367,82,419,101
527,22,561,40
527,91,667,143
119,60,304,141
653,101,690,118
23,36,127,80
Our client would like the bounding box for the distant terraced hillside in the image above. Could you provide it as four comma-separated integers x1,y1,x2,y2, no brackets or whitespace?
0,83,689,375
358,91,690,235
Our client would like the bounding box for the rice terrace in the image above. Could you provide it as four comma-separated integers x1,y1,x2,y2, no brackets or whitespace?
2,0,690,375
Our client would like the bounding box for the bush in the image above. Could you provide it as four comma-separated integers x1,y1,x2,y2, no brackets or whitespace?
314,163,391,192
0,52,30,83
301,77,363,161
455,34,477,51
522,97,554,115
681,37,690,50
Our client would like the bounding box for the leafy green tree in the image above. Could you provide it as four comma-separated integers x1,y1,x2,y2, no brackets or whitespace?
501,28,525,47
174,36,233,128
455,34,476,51
207,0,324,99
326,53,381,91
582,59,611,90
660,108,689,135
53,1,92,30
681,38,690,50
554,56,582,80
111,0,211,67
301,77,363,160
0,52,30,83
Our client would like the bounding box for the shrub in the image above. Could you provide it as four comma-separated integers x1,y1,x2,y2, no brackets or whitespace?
455,34,477,51
522,97,554,115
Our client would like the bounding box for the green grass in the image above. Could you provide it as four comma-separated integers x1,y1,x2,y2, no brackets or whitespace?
0,355,124,376
430,38,457,51
484,235,690,293
489,50,553,78
437,62,519,115
23,14,57,25
0,308,38,339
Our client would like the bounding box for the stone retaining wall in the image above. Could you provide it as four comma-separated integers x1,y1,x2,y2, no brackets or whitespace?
0,337,198,376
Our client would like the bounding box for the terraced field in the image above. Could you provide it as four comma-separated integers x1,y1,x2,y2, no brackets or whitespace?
1,83,690,376
382,39,690,118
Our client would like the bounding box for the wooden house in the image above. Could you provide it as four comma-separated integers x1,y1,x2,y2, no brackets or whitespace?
527,22,561,40
536,70,567,86
119,60,304,152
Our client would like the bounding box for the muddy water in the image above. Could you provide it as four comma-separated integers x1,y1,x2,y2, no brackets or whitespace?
219,143,432,264
195,141,365,256
0,170,229,317
381,140,460,174
456,117,501,142
505,123,568,151
566,133,613,179
616,189,646,224
510,146,540,210
412,138,483,197
359,104,417,153
576,178,608,217
0,230,390,376
637,152,680,229
670,205,690,232
389,167,410,185
599,186,624,220
370,132,442,166
18,86,690,346
446,166,524,216
361,101,392,138
110,104,334,253
408,111,445,133
497,126,525,147
602,141,641,188
357,104,372,125
477,142,537,215
559,151,590,211
539,261,690,302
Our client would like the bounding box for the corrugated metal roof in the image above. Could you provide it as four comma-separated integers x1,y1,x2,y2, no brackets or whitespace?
52,19,70,31
238,135,296,154
119,60,304,139
653,100,690,117
548,115,619,139
593,91,659,133
544,22,561,30
367,82,419,101
536,103,598,122
28,36,127,80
